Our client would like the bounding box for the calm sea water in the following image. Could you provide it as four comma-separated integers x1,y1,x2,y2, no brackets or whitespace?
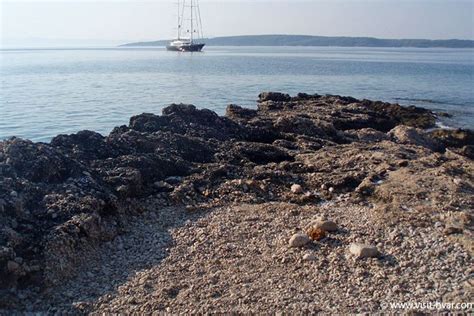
1,46,473,142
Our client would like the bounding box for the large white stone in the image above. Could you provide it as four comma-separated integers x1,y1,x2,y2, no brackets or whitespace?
349,243,379,258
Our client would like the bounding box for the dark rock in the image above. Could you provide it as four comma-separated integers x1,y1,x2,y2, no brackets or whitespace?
293,93,322,101
437,112,453,118
51,130,112,161
459,145,474,159
428,129,474,148
130,105,244,141
258,92,291,103
230,142,294,165
226,104,258,120
2,138,83,183
361,100,436,130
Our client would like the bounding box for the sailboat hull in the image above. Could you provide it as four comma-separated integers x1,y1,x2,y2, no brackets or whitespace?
166,43,205,52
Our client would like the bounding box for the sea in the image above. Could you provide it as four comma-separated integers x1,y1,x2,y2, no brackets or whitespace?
1,46,473,142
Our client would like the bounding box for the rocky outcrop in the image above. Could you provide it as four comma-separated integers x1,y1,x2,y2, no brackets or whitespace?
388,125,442,151
0,92,472,309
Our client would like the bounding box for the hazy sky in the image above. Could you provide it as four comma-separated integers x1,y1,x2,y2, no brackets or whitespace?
1,0,473,47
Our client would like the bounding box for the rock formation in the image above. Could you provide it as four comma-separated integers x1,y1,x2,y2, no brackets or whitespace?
0,93,472,312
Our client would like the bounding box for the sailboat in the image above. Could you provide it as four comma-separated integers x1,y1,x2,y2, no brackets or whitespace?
166,0,205,52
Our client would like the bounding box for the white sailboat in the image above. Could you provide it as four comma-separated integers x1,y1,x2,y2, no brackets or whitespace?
166,0,205,52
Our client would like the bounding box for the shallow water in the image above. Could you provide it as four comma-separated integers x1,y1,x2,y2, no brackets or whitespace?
1,46,473,142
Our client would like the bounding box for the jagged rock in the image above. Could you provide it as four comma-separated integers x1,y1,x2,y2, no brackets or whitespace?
51,130,113,161
130,104,244,141
2,138,83,183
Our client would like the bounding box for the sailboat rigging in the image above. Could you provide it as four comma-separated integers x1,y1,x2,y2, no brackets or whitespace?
166,0,205,52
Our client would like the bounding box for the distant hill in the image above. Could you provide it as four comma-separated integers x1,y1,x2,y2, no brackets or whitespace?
121,35,474,48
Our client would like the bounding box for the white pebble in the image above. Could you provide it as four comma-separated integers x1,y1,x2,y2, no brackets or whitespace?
291,184,303,194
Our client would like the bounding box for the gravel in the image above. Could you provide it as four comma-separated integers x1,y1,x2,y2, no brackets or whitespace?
13,201,472,314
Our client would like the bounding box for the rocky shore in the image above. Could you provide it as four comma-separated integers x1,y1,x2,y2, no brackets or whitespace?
1,92,473,313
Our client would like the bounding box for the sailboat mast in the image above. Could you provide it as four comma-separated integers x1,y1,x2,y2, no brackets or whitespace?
177,0,180,39
190,0,194,43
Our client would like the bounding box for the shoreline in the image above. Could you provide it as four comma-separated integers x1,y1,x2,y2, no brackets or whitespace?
1,95,470,144
1,92,473,313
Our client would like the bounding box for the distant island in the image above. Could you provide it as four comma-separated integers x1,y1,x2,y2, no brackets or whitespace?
121,34,474,48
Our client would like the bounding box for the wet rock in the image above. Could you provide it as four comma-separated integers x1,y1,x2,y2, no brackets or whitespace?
294,92,322,101
289,233,311,248
349,243,379,258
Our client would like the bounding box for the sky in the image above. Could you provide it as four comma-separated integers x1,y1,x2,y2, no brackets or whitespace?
1,0,473,47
